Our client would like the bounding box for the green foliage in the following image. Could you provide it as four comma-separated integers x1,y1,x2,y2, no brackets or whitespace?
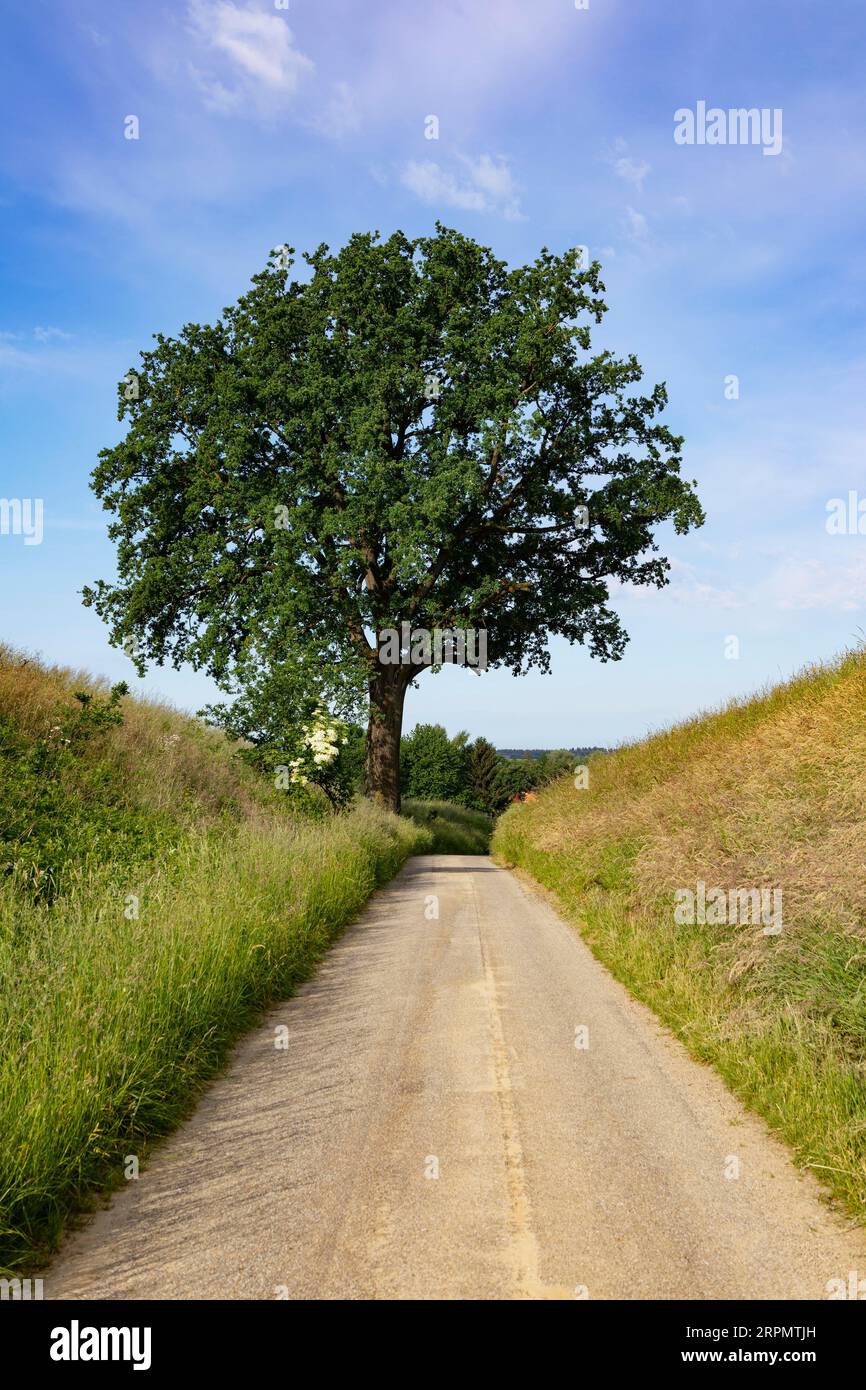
279,711,366,811
0,803,424,1273
465,736,505,814
494,755,540,801
398,727,581,812
83,224,703,803
401,799,492,854
534,748,579,783
201,664,365,809
400,723,469,802
0,648,429,1271
0,682,178,901
497,745,606,760
491,747,583,804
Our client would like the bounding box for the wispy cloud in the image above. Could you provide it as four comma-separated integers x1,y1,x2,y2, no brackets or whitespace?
33,326,73,343
401,153,523,220
623,205,650,242
605,138,651,190
186,0,314,115
311,81,360,139
763,555,866,612
614,558,743,610
614,156,650,190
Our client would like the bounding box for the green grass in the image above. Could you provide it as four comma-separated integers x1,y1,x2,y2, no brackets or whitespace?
0,803,422,1274
493,649,866,1225
0,647,429,1273
0,644,289,903
401,799,493,854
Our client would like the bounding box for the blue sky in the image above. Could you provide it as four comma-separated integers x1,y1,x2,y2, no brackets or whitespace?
1,0,865,747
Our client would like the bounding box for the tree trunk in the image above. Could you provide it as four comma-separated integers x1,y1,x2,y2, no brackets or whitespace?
365,667,408,814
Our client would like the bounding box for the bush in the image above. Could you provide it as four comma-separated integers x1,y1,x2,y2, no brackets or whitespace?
400,724,470,802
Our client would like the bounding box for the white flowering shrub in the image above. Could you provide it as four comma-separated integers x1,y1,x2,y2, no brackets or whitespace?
287,710,347,789
200,669,366,811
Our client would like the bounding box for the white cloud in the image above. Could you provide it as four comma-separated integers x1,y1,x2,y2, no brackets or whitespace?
337,0,590,136
764,555,866,612
33,326,72,343
0,327,76,368
647,546,866,618
613,156,650,189
187,68,239,114
312,81,360,138
623,205,650,242
614,562,743,609
402,161,485,212
0,337,102,378
605,139,650,190
187,0,314,114
401,153,523,220
0,342,39,370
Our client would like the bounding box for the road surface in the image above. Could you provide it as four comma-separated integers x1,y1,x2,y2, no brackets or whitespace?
48,855,866,1300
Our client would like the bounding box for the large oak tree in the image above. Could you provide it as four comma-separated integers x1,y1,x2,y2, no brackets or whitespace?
84,226,703,811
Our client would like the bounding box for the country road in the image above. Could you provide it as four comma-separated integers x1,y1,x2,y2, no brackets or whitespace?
48,855,866,1301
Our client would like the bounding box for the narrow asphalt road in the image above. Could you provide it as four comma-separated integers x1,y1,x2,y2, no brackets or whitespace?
48,855,866,1300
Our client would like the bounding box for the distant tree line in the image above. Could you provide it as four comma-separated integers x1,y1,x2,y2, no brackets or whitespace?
497,747,606,761
400,725,599,816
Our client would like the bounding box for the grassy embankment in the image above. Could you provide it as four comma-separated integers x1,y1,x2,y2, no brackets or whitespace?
493,650,866,1222
0,647,425,1273
401,798,493,854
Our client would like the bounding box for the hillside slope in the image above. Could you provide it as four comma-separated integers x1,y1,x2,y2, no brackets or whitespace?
0,647,423,1272
493,649,866,1222
0,644,286,899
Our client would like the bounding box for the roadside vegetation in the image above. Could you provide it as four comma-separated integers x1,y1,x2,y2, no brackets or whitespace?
0,647,424,1273
493,649,866,1223
401,799,493,854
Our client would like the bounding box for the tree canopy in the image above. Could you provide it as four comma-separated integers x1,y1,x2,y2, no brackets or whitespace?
84,224,703,810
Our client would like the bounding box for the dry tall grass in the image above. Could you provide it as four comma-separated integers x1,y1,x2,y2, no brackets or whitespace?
493,649,866,1221
0,643,278,828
